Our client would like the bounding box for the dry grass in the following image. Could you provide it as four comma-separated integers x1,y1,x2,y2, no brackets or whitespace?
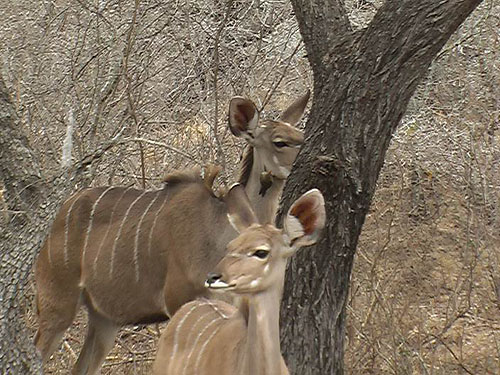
346,159,500,374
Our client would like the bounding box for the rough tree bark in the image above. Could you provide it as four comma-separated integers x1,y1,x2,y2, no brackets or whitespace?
0,75,50,373
279,1,483,374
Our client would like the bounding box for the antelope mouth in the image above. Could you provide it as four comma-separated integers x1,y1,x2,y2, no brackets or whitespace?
205,279,236,290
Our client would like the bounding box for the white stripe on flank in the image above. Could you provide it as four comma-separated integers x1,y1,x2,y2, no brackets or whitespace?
194,324,224,374
82,187,115,263
93,187,134,274
63,194,83,267
184,303,214,349
170,302,201,373
133,190,162,282
206,300,231,319
109,190,148,278
147,193,169,256
62,193,78,205
183,314,222,375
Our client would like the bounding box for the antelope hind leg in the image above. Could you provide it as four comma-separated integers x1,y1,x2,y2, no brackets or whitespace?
34,287,82,363
72,306,119,375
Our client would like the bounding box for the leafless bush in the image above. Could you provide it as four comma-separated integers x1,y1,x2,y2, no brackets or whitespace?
1,0,309,189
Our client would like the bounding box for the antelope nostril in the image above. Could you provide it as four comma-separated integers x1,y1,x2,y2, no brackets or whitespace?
206,272,222,284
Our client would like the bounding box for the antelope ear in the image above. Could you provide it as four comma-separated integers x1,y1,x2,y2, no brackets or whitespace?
283,188,325,254
224,184,259,233
279,90,310,126
228,97,259,138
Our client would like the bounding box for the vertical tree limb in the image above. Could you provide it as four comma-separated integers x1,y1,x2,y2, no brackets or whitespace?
279,1,483,374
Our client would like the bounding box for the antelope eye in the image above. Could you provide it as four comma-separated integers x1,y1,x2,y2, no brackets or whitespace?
252,249,270,259
273,141,288,148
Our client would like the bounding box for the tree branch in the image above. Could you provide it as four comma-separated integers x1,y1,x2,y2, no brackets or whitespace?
289,0,352,73
353,0,483,189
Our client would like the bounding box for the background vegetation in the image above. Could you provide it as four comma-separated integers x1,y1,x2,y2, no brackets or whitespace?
1,0,498,373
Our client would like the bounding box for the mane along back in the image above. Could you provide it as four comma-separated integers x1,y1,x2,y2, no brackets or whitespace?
238,146,253,186
163,164,221,192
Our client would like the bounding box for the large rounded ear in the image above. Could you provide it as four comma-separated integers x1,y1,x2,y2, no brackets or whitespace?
283,188,325,254
228,97,259,138
279,90,310,126
224,184,259,233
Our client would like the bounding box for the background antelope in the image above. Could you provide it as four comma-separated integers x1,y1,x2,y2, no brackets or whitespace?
152,187,326,375
34,92,309,374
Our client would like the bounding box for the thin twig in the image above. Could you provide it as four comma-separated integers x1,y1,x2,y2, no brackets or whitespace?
128,137,197,162
75,124,128,174
429,334,475,375
101,357,155,367
212,0,234,174
260,40,303,111
63,340,78,361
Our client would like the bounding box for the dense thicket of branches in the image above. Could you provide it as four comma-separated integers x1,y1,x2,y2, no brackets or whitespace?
0,0,498,373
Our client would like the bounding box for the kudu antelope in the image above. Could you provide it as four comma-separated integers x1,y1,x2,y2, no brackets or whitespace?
152,187,326,375
34,91,309,374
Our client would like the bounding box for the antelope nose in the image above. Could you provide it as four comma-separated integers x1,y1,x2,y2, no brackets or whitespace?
206,272,222,285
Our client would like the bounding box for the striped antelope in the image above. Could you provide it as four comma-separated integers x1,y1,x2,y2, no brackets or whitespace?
152,188,326,375
33,91,309,375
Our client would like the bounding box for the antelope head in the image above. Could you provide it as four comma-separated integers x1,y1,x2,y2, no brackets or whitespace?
228,91,309,181
206,185,325,294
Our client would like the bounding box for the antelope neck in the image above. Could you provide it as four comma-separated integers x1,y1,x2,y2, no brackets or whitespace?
244,151,285,225
238,287,283,375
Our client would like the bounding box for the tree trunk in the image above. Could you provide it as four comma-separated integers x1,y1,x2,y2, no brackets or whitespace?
279,1,483,374
0,75,45,372
0,76,80,373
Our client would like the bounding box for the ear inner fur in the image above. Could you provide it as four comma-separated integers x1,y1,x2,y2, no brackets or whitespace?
237,103,254,123
290,199,317,236
224,184,258,232
230,100,257,136
202,164,221,192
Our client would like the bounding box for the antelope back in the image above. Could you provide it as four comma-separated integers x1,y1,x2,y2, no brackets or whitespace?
35,166,230,324
152,299,244,375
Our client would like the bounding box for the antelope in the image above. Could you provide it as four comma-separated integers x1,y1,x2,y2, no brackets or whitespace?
34,91,309,374
152,187,326,375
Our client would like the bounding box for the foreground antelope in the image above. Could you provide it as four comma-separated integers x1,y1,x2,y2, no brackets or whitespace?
34,92,309,374
152,187,325,375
